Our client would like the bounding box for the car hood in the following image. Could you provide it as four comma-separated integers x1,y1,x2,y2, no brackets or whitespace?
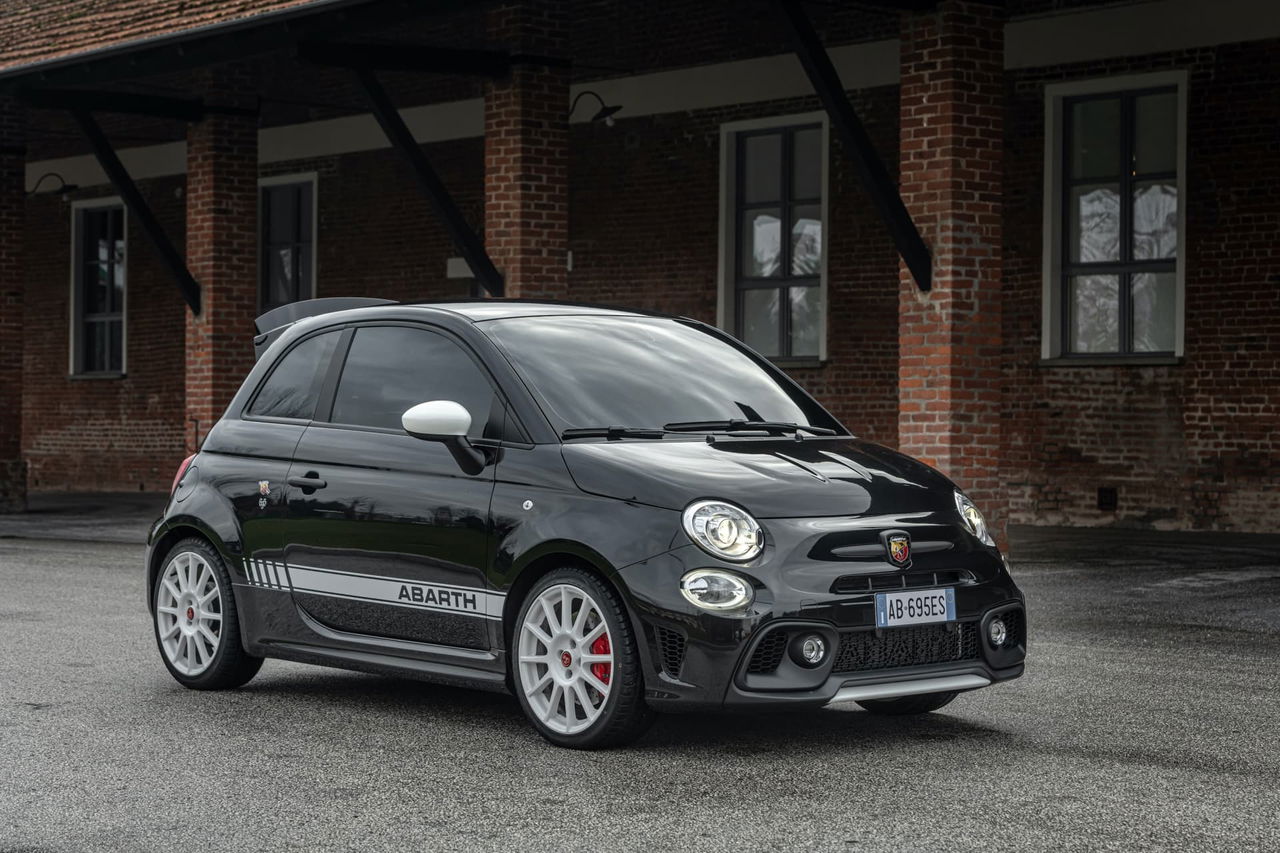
560,436,958,518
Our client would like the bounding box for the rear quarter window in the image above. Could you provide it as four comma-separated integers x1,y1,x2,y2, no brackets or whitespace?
247,330,341,420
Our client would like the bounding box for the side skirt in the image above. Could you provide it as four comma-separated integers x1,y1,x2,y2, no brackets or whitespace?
262,639,511,694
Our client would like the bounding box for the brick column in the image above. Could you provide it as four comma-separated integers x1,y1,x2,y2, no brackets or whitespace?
898,2,1006,540
185,68,258,451
483,1,569,299
0,98,26,511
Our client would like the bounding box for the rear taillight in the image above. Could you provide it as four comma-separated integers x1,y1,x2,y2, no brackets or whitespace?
171,453,197,496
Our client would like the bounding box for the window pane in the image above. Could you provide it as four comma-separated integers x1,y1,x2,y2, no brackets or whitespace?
112,234,125,312
261,181,315,309
1132,272,1176,353
1135,92,1177,174
331,327,496,436
1132,181,1178,260
266,246,296,310
106,320,123,373
1068,275,1120,353
82,321,108,373
76,207,126,374
741,288,780,357
267,186,299,243
790,205,822,275
741,209,781,277
297,183,314,241
1069,184,1120,263
789,286,820,358
742,134,781,203
248,331,340,420
792,127,822,200
1070,97,1121,179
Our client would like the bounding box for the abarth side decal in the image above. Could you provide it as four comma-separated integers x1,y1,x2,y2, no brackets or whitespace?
244,557,290,590
287,564,505,621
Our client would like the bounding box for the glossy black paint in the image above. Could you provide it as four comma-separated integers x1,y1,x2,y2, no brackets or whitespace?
146,300,1025,712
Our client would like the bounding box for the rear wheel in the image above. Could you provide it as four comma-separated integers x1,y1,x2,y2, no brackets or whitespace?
152,538,262,690
511,568,654,749
857,691,958,716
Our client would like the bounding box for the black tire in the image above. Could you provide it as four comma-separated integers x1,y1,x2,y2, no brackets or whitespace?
510,567,655,749
151,537,263,690
857,691,958,716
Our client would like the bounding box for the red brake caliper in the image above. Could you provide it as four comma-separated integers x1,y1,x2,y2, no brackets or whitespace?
590,632,611,685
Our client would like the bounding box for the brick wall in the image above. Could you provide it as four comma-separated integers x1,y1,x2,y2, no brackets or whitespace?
484,1,570,298
22,176,187,491
11,20,1279,534
1002,39,1280,530
897,1,1007,537
184,65,259,451
0,97,26,509
566,91,902,447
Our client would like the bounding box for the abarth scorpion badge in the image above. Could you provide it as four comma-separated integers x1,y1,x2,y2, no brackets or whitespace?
884,531,911,568
258,480,270,509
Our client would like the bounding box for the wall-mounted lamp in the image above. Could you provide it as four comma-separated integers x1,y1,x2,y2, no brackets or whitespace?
569,90,623,127
26,171,79,200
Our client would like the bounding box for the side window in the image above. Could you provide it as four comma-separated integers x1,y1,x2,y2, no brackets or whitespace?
330,326,499,437
247,331,341,420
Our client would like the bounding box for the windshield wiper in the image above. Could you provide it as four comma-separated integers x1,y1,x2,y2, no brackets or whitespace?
561,426,668,441
663,419,836,436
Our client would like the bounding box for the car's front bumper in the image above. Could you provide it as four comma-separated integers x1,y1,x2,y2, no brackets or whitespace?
615,541,1026,713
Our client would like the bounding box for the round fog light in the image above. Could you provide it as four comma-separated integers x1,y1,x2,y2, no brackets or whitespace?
988,618,1008,647
799,634,826,666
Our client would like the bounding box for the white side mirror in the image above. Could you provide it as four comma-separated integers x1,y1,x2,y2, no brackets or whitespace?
402,400,472,439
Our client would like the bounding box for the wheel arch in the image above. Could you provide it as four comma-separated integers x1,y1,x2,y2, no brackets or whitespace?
146,518,239,613
501,542,629,648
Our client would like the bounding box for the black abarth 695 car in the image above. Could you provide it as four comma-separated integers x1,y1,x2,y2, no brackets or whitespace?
147,298,1025,748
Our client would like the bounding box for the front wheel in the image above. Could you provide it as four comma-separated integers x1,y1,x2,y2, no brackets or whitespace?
511,568,654,749
857,691,958,716
152,538,262,690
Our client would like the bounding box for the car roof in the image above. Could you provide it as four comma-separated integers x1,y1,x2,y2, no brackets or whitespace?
399,300,668,322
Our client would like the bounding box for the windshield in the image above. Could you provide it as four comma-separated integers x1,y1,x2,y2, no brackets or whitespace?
482,316,839,433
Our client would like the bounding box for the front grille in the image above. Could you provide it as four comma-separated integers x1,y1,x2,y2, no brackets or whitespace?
831,622,979,674
746,630,789,674
830,569,975,594
655,626,687,678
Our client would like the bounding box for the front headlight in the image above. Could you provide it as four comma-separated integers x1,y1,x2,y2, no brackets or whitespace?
955,490,996,547
680,569,754,611
682,499,763,561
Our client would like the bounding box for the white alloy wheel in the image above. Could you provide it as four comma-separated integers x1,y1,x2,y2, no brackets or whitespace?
517,583,615,736
155,551,223,676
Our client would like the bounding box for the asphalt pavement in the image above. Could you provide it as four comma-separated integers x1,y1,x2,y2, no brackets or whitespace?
1,524,1279,852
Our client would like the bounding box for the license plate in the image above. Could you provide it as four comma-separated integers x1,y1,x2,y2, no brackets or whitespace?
875,587,956,628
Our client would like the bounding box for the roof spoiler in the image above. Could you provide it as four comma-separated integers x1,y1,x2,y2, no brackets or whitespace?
253,297,396,360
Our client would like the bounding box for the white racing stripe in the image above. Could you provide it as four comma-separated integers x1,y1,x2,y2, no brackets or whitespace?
241,557,504,621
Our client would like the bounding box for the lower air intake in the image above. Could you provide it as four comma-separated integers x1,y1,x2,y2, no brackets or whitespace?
831,622,979,674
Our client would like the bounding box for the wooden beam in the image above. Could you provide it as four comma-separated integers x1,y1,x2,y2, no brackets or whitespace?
70,109,202,314
774,0,933,291
355,68,504,298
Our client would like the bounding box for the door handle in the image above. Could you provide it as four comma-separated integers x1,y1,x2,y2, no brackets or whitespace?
288,474,327,490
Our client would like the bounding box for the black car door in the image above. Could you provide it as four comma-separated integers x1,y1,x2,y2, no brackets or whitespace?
229,328,344,583
283,323,507,651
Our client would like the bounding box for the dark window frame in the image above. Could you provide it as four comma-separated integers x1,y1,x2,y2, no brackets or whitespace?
730,122,824,362
259,176,316,312
71,202,126,377
1059,86,1178,357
